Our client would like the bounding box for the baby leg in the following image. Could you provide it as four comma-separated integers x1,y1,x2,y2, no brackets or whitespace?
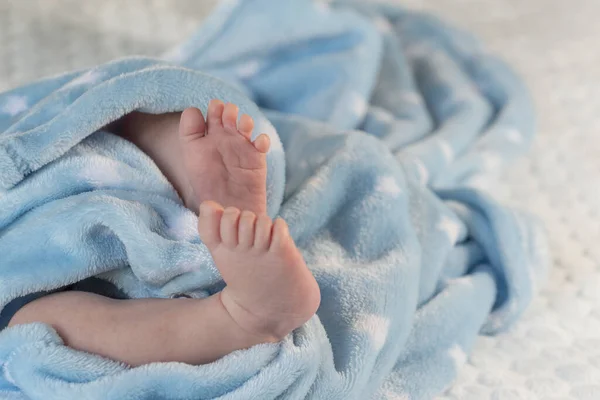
9,197,320,366
8,290,273,366
8,202,320,367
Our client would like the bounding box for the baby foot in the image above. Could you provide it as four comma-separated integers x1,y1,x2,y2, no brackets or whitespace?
198,201,321,341
178,100,271,215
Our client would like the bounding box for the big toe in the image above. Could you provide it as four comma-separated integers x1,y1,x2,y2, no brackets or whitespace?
179,107,207,143
269,218,292,251
198,201,225,248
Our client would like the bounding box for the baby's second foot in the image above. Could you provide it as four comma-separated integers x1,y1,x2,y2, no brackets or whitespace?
198,201,321,341
178,101,271,215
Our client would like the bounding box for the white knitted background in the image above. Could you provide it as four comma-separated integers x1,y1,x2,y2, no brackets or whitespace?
1,0,598,398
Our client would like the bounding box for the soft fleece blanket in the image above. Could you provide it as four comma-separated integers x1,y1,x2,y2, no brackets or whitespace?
0,0,547,399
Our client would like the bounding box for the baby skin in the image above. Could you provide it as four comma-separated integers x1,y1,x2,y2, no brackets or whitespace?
8,100,321,366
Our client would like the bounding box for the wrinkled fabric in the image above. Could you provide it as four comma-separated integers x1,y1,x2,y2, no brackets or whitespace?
0,1,547,399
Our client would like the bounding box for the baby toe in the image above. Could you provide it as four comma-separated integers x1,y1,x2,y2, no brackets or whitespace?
178,107,206,142
270,218,291,251
198,201,225,248
237,211,257,249
238,114,254,140
222,103,239,133
207,99,225,129
253,133,271,154
220,207,241,247
253,214,273,251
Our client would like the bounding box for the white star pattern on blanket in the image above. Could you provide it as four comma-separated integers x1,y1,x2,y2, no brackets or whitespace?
166,212,198,241
79,159,125,187
354,314,391,352
66,70,103,87
449,276,475,288
236,60,261,79
439,139,454,162
370,107,394,124
448,344,468,369
349,91,368,118
437,215,461,244
376,176,402,196
505,128,523,144
1,95,28,116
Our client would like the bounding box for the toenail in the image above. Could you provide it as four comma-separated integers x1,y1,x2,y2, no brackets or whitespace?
199,203,212,215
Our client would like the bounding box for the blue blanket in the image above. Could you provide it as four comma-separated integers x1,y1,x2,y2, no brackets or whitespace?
0,0,548,399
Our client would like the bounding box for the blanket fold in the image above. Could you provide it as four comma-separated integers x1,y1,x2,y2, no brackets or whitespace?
0,1,547,399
